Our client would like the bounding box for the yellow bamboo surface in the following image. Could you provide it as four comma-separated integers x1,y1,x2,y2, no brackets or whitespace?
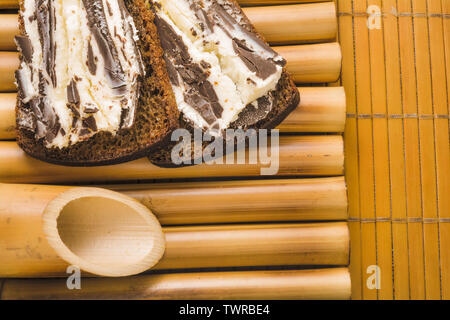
0,87,346,140
116,177,348,225
0,14,17,51
0,52,18,92
0,136,344,183
339,0,450,300
2,268,351,300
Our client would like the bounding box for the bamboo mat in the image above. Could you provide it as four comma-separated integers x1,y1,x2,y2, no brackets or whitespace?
2,0,448,301
337,0,450,300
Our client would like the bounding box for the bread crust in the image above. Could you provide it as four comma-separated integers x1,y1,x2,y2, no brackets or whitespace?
16,0,180,166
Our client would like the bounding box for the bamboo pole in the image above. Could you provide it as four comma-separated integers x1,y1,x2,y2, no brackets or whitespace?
115,177,348,225
0,0,17,9
157,222,349,270
0,14,17,51
277,43,342,83
245,2,336,44
0,185,166,277
280,86,346,133
0,135,344,184
1,268,352,300
0,92,15,139
0,51,18,92
0,42,342,91
0,183,349,277
1,87,346,140
0,2,336,49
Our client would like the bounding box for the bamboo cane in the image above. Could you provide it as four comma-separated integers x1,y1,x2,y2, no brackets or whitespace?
0,14,17,51
0,51,18,92
0,0,17,9
0,135,344,184
278,43,342,83
280,86,346,133
0,92,15,139
0,183,349,277
0,185,166,277
1,268,352,300
0,2,336,49
0,86,346,140
245,2,336,44
115,176,348,225
0,42,342,92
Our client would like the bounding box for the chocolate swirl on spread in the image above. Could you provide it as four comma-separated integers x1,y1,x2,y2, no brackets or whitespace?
155,16,224,126
82,0,127,95
16,0,143,148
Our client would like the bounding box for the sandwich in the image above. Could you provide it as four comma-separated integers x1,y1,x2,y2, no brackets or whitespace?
15,0,179,165
15,0,299,167
148,0,300,166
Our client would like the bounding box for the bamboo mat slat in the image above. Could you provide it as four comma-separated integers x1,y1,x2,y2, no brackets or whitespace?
367,0,393,300
382,0,410,300
438,0,450,300
337,0,362,300
352,0,377,301
412,0,440,300
339,0,450,300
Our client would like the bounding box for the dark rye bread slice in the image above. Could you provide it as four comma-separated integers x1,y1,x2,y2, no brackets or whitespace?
16,0,180,166
148,0,299,167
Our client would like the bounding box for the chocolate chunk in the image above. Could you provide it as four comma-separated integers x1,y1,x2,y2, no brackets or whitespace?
209,3,285,77
83,116,98,132
155,16,224,125
67,79,80,105
232,39,276,80
82,0,127,95
87,42,97,75
15,35,33,64
84,104,100,114
79,128,91,137
36,0,57,87
15,69,32,101
164,56,179,86
184,91,216,125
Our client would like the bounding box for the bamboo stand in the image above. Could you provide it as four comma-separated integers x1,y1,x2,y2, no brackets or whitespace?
1,268,351,300
0,0,353,301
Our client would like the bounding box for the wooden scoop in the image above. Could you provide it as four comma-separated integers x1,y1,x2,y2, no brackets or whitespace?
40,187,165,277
